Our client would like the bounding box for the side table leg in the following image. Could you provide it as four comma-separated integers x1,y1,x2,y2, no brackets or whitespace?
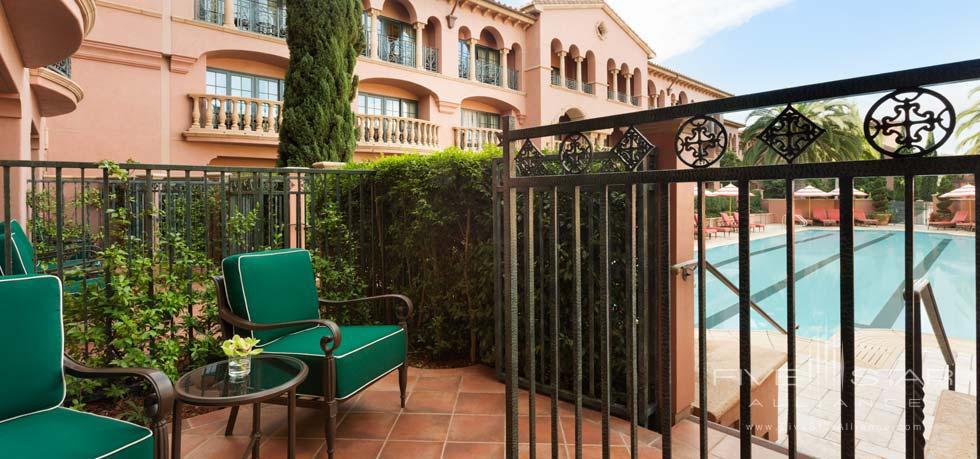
288,390,296,459
172,400,182,459
251,403,262,459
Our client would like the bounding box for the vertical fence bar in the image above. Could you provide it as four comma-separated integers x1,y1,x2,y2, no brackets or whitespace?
839,178,855,457
626,181,638,459
203,170,211,257
56,168,64,278
185,170,194,343
640,181,650,429
2,166,10,275
502,119,519,459
81,168,89,357
599,184,611,458
904,174,925,457
785,178,797,458
550,186,560,459
975,166,979,459
737,180,751,458
696,181,708,459
220,172,227,257
574,185,583,459
526,187,537,459
658,182,672,458
295,171,303,249
493,161,503,376
587,196,596,400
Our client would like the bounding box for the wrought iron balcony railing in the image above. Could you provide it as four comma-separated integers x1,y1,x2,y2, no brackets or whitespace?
565,78,578,90
475,61,501,86
47,58,72,78
507,68,519,90
617,91,628,103
196,0,287,39
424,47,439,72
630,95,640,106
378,35,416,68
551,69,561,86
583,82,594,94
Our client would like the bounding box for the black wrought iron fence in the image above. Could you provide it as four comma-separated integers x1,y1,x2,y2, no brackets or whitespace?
495,58,980,459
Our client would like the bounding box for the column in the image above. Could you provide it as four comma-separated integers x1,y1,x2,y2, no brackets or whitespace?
609,69,618,99
574,56,584,92
557,51,567,87
500,48,510,88
414,22,425,70
223,0,235,27
467,38,477,80
624,74,633,104
368,9,380,59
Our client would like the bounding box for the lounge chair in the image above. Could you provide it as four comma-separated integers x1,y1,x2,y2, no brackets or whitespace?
955,221,976,231
0,274,173,458
854,211,879,226
928,211,968,229
214,248,413,459
732,212,765,232
694,214,728,238
719,213,740,231
813,209,838,226
792,214,809,226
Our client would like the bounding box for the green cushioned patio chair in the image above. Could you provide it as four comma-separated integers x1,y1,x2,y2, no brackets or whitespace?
214,248,412,459
0,220,36,276
0,274,174,459
0,220,103,293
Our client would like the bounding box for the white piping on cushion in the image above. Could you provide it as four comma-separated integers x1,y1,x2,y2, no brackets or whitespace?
262,327,404,360
288,363,403,401
0,275,65,425
222,249,315,340
69,409,153,459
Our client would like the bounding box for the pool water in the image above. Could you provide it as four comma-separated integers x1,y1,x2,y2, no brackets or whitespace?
699,229,977,340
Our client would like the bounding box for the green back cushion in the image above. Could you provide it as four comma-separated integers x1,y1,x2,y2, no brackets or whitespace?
0,275,64,421
222,249,320,343
0,220,36,276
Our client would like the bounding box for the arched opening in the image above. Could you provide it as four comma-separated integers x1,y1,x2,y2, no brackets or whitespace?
616,63,630,103
377,0,418,67
606,59,617,99
457,27,473,78
422,16,441,72
678,91,689,104
508,42,523,90
631,67,642,105
565,45,581,89
647,80,657,107
457,96,518,150
549,39,564,86
584,50,597,94
657,90,666,108
475,27,505,86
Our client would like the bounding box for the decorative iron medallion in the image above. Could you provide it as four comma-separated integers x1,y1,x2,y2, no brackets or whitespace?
864,87,955,158
559,132,594,174
674,115,728,168
514,140,547,176
758,105,825,163
612,126,657,171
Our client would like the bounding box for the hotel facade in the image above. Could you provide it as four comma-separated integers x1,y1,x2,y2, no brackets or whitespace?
21,0,736,167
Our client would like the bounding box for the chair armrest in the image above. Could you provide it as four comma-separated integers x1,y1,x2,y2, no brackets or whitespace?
217,308,342,354
319,294,414,324
63,356,175,426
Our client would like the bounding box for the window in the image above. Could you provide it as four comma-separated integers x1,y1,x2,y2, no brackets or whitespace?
205,68,284,130
474,45,500,85
461,109,500,129
357,93,418,119
378,17,415,66
458,40,470,78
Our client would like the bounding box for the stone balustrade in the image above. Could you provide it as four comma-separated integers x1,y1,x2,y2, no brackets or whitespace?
186,93,283,139
356,114,440,151
454,126,501,152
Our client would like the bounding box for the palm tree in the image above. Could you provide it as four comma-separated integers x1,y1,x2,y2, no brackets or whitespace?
956,86,980,155
739,99,874,165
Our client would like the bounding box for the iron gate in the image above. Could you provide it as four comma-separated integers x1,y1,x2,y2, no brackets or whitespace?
495,59,980,458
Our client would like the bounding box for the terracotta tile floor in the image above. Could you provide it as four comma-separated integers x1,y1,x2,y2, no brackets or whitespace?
175,365,780,458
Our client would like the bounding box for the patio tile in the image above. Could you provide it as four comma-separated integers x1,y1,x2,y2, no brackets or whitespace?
184,436,252,459
518,391,554,415
414,375,462,392
518,415,559,443
459,373,507,393
258,437,326,459
445,442,507,458
352,390,404,412
708,436,786,459
455,392,505,415
326,439,384,458
405,390,458,413
336,412,398,439
377,440,444,459
388,413,452,441
667,421,726,450
560,416,627,446
448,414,506,442
367,370,415,392
177,433,211,456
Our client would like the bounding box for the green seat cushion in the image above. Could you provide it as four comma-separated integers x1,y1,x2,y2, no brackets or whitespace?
222,249,321,343
0,407,152,459
262,325,406,399
0,275,64,422
0,220,36,276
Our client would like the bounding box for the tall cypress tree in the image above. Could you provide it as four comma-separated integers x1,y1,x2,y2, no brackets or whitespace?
278,0,363,166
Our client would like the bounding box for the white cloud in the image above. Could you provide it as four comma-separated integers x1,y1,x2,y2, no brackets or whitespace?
604,0,790,60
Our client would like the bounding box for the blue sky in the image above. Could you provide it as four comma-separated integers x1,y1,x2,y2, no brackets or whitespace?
501,0,980,152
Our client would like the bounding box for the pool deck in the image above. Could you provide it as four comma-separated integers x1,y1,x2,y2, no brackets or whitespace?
703,223,974,250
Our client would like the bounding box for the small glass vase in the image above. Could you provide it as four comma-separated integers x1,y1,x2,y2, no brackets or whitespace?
228,356,252,379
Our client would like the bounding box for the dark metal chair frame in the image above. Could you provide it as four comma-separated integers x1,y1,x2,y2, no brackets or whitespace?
212,276,412,458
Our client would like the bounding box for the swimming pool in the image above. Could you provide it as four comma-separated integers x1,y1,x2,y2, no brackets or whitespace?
699,229,977,340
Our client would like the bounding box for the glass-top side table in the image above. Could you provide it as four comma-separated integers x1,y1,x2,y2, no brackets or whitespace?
171,355,308,458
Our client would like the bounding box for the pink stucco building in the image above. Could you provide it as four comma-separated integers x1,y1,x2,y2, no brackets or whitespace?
27,0,735,166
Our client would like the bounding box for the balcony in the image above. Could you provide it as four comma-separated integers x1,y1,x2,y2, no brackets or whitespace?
551,69,561,86
423,47,439,72
378,35,416,68
3,0,95,68
29,57,83,117
475,61,501,86
583,82,594,94
183,93,282,145
565,77,578,91
356,113,439,153
631,95,641,106
454,126,501,152
196,0,287,39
